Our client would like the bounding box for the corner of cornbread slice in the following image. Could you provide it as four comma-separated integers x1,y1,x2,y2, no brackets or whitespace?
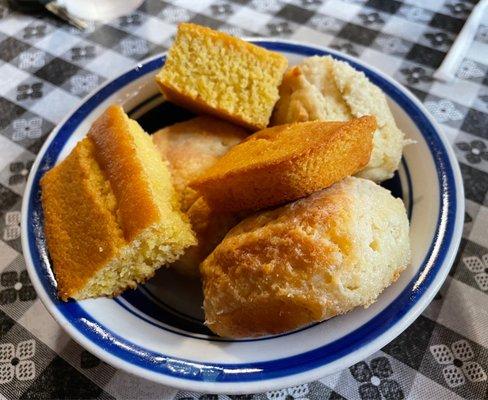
41,105,196,301
155,23,288,131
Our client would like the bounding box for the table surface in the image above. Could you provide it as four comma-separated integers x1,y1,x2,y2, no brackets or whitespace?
0,0,487,399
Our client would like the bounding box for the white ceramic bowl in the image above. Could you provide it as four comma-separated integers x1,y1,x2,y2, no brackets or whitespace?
21,39,464,394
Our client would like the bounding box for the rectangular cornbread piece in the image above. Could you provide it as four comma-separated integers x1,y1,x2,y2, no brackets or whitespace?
155,23,288,131
41,105,196,301
190,116,376,213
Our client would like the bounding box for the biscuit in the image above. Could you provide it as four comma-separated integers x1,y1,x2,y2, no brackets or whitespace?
152,116,248,211
201,177,410,338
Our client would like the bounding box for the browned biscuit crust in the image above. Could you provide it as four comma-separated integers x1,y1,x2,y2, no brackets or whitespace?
201,177,410,338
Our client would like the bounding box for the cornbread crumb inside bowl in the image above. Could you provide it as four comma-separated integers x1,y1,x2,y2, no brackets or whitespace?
22,39,463,393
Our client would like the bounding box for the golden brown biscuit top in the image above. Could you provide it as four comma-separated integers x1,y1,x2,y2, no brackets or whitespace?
153,116,248,209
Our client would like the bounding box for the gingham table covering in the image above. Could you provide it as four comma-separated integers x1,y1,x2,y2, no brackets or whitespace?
0,0,487,399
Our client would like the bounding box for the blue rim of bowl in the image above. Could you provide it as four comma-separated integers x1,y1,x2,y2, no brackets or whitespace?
25,40,458,383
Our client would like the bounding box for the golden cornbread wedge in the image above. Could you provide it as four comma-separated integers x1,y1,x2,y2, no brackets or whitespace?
41,105,195,301
190,116,376,213
155,23,288,130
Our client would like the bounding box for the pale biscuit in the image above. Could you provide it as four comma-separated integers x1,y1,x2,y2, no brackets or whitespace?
201,177,410,338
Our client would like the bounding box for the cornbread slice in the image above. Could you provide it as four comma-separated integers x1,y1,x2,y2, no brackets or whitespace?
202,177,410,338
190,116,376,213
152,116,248,211
41,105,195,301
272,56,405,182
155,23,288,130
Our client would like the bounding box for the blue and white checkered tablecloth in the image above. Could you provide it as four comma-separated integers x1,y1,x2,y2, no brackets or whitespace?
0,0,487,399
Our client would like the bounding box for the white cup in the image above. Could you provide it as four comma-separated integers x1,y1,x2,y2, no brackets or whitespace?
58,0,144,22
